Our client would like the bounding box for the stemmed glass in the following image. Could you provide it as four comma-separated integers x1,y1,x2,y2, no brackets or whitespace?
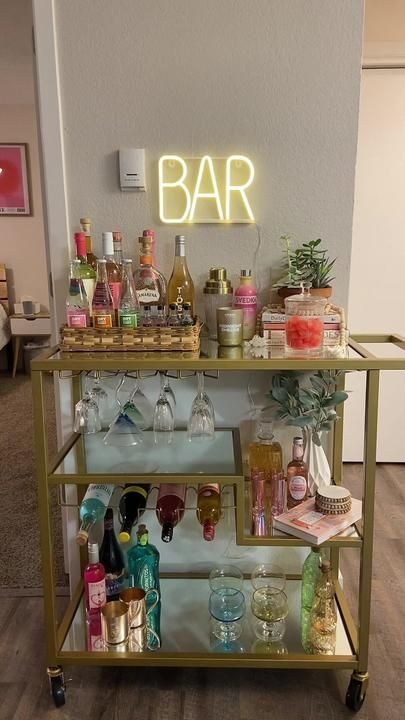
160,372,176,411
187,372,215,441
74,392,101,434
251,564,288,641
153,373,174,445
103,379,149,447
86,371,109,427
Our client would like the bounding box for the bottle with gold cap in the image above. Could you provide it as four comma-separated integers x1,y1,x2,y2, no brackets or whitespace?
76,484,115,546
203,267,233,338
118,484,150,543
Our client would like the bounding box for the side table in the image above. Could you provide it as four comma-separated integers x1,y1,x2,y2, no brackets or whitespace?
10,313,51,378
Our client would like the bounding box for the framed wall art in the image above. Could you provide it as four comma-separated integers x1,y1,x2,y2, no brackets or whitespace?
0,143,31,216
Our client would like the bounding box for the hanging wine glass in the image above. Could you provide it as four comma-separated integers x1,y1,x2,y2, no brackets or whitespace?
103,382,147,446
153,373,174,445
160,372,176,410
187,372,215,441
74,392,101,434
85,371,109,427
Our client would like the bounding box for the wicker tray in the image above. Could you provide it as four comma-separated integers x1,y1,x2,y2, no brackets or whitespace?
60,320,202,352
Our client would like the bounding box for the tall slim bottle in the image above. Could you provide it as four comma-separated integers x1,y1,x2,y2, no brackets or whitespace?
301,547,322,652
92,259,115,329
118,259,140,328
113,231,124,265
99,508,125,601
167,235,195,314
80,217,98,271
233,269,258,340
76,484,115,545
102,231,122,310
118,484,150,543
196,483,221,541
127,525,161,648
156,484,187,542
287,437,308,509
75,231,96,310
66,259,90,327
84,542,106,614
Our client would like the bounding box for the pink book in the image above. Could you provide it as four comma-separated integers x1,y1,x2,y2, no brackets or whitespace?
273,497,362,545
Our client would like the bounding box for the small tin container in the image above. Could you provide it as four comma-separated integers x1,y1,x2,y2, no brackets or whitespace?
217,307,243,346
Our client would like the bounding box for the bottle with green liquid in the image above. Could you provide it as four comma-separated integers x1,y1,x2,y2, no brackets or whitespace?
301,547,322,652
127,524,161,649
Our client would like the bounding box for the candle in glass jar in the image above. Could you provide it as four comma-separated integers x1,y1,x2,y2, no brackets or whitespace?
217,307,243,346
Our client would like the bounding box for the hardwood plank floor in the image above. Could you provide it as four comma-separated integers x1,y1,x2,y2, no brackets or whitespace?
1,465,405,720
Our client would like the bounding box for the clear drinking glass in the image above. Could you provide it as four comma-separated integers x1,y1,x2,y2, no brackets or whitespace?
103,382,146,447
251,564,286,592
86,371,109,427
251,588,288,641
153,373,174,445
209,565,244,592
161,372,176,409
74,392,101,434
209,588,246,641
187,372,215,441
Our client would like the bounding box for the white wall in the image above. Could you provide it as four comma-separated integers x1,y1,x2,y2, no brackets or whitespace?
50,0,364,324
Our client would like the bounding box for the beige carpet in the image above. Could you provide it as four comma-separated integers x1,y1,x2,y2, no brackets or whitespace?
0,373,67,589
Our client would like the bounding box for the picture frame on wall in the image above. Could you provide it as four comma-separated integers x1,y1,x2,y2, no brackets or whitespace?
0,143,32,216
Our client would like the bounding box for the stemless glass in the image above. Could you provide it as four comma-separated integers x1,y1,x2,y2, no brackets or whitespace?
153,373,174,445
73,392,101,434
209,565,244,592
187,372,215,441
209,588,246,641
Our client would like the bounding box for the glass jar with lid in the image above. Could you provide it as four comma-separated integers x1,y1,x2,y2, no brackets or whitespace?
203,267,233,338
285,283,326,355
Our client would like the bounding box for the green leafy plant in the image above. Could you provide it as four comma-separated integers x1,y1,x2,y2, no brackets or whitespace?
268,370,348,445
275,236,336,289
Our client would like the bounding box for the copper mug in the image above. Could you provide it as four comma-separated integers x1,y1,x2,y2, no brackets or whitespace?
101,600,129,645
119,587,159,629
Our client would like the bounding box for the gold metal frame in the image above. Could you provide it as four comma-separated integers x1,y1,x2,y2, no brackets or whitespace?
32,334,397,673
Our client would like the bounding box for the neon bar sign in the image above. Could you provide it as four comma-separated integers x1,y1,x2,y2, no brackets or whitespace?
158,155,255,224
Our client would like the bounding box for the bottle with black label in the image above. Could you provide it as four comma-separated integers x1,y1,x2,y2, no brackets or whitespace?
287,437,308,509
99,508,125,601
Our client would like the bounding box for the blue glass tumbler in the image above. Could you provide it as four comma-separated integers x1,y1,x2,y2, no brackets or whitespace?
209,588,246,641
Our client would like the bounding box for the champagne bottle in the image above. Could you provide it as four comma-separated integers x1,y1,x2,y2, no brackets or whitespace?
196,483,221,541
66,259,90,327
118,259,140,328
92,259,115,329
167,235,195,314
99,508,125,601
118,484,150,543
127,525,161,648
76,484,115,545
156,484,186,542
84,542,106,614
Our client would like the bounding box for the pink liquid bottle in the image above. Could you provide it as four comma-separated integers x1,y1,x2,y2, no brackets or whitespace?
84,542,106,616
233,269,257,340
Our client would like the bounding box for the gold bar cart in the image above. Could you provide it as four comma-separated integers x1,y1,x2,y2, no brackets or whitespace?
31,334,405,710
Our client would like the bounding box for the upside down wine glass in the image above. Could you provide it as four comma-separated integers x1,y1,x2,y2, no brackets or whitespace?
187,372,215,441
153,373,174,445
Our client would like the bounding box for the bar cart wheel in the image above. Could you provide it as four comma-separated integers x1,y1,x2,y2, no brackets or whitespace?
345,672,368,712
47,666,66,707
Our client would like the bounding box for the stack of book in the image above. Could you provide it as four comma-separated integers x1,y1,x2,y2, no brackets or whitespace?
261,305,343,346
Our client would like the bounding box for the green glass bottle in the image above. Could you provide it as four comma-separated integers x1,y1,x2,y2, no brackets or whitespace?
127,525,161,648
301,547,322,653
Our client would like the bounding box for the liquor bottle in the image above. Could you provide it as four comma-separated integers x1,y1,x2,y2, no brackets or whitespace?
92,259,115,329
248,416,283,519
181,302,194,326
102,231,122,310
156,484,187,542
167,235,195,314
84,542,106,614
233,269,257,340
287,437,308,509
167,303,180,327
113,231,124,265
142,228,156,265
127,524,161,648
74,231,96,310
309,559,337,655
154,304,166,328
251,468,268,536
118,484,150,543
86,610,104,651
301,547,322,653
141,305,153,328
118,259,140,328
66,259,90,327
76,484,115,545
133,235,167,314
80,217,98,271
99,508,125,601
196,483,221,541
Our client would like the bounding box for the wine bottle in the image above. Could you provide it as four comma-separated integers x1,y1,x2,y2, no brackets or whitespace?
102,231,122,310
196,483,221,541
156,484,186,542
84,542,106,614
66,259,90,327
113,231,124,265
80,217,98,271
287,437,308,509
167,235,195,314
118,259,140,328
127,524,161,648
75,231,96,310
92,259,115,329
76,484,115,545
99,508,125,601
118,484,150,543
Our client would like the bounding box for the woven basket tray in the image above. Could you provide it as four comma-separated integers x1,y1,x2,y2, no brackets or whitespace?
60,319,202,352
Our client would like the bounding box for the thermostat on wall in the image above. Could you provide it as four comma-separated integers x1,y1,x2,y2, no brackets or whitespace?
119,148,146,191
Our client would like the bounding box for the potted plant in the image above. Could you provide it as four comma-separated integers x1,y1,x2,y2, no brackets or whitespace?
268,370,348,494
274,236,336,303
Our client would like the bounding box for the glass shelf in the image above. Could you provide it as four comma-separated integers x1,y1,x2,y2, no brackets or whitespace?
61,578,354,661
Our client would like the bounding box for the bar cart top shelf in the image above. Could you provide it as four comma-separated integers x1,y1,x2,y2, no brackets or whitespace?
30,334,405,371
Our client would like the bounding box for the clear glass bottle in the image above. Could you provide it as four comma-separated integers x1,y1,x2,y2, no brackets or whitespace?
75,231,96,310
196,483,221,541
167,235,195,314
248,416,283,522
66,259,90,327
167,303,180,327
181,302,194,326
309,559,337,655
301,547,322,653
92,259,115,329
287,437,308,509
154,304,166,328
102,231,122,311
141,305,153,328
84,542,106,615
133,235,167,314
118,259,140,328
76,484,115,545
80,217,98,271
112,231,123,265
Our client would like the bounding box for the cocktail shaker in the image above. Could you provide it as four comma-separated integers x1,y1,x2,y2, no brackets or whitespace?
203,267,233,338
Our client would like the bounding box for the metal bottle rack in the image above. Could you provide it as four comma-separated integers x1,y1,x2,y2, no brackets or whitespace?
31,334,405,710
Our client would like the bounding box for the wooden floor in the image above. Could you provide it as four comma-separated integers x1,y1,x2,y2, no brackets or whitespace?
1,465,405,720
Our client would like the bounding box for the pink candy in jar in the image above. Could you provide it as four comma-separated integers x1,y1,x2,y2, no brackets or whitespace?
285,283,326,355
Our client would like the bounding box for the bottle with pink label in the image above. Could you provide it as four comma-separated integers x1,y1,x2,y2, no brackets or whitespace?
84,542,106,615
102,231,122,312
233,269,257,340
66,259,90,327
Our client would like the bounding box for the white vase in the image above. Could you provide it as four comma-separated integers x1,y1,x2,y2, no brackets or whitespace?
302,429,331,496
